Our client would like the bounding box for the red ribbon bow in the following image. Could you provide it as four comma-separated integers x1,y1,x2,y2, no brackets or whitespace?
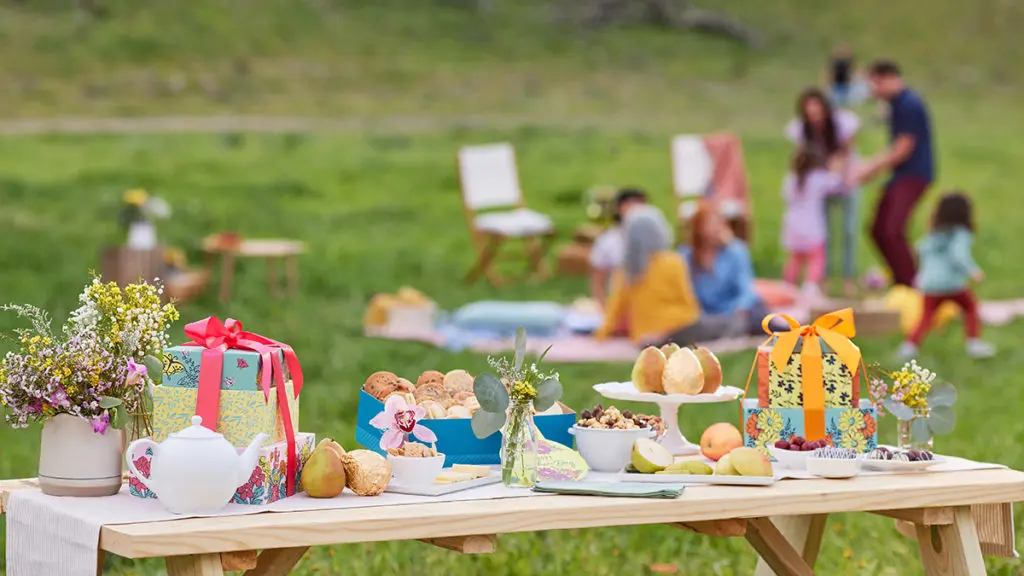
181,316,305,496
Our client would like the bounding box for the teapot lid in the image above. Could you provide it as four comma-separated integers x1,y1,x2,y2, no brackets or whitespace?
169,415,223,440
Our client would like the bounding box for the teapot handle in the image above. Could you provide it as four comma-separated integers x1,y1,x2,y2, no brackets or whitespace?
125,438,159,492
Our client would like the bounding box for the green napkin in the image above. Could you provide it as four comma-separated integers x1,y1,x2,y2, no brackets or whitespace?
532,481,685,499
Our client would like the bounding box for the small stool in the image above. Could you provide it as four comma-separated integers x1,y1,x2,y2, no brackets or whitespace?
203,236,305,303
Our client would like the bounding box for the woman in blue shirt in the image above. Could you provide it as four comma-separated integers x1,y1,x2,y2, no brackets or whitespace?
679,203,768,335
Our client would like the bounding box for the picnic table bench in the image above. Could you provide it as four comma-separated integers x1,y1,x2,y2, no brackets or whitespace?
3,469,1023,575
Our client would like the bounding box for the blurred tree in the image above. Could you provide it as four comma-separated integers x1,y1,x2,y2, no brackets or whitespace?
577,0,758,45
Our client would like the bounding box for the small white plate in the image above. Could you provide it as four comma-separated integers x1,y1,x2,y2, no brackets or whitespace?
860,455,946,472
385,472,500,496
618,471,775,486
592,382,744,404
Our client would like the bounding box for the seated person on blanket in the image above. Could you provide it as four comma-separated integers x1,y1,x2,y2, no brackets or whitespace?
679,202,769,335
596,205,746,347
589,188,648,307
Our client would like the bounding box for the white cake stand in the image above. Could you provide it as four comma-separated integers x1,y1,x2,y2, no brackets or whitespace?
592,382,744,456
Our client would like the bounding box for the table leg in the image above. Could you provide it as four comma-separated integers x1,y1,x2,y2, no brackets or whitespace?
752,514,827,576
915,506,986,576
285,255,299,295
219,253,235,304
267,257,281,298
245,546,309,576
166,553,224,576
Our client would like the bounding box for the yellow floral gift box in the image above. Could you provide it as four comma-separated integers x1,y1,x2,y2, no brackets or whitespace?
741,309,878,456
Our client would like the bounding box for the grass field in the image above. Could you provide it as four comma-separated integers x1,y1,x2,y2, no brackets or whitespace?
1,1,1024,574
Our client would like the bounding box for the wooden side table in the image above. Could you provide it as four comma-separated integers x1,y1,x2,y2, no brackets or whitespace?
203,237,305,303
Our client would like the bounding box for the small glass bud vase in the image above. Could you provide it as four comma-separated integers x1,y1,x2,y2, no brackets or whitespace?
896,407,934,452
500,399,538,488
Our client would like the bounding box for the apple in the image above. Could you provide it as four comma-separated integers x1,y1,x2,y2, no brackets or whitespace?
700,422,743,461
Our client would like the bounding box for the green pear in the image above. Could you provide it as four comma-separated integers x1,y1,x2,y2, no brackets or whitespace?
715,453,738,476
301,444,347,498
631,438,673,473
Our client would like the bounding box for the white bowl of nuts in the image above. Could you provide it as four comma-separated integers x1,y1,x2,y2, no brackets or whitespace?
570,405,662,473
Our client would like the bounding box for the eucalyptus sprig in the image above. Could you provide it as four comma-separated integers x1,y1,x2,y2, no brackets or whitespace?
470,327,563,439
884,380,957,444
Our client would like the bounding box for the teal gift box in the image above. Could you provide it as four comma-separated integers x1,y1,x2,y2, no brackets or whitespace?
742,398,878,459
355,390,576,465
161,346,286,391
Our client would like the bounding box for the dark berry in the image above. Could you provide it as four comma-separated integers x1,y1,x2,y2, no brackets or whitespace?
622,410,633,419
774,440,790,450
802,443,816,451
790,436,806,446
594,404,603,412
580,410,592,420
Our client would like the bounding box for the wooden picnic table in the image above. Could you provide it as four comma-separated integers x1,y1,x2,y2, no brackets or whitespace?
3,469,1023,576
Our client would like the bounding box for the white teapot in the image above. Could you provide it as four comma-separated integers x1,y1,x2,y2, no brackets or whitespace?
126,415,268,515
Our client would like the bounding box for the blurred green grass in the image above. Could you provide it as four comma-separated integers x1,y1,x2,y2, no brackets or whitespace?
0,0,1023,574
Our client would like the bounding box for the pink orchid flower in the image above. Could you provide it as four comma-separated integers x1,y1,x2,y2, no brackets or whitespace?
126,358,148,387
369,395,437,450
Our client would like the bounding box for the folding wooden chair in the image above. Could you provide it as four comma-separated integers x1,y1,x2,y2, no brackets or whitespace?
671,132,752,244
457,143,556,285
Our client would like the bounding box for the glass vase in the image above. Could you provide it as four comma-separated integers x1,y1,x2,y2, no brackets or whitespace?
500,399,538,488
896,407,934,452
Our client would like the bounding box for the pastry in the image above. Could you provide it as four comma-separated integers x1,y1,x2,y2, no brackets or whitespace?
452,390,475,403
443,369,474,394
363,371,402,401
416,370,445,388
413,381,451,405
419,400,447,419
446,405,472,419
395,378,415,393
462,396,481,414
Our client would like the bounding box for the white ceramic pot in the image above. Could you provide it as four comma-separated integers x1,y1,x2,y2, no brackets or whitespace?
388,454,445,486
569,425,655,473
39,414,124,497
126,221,157,250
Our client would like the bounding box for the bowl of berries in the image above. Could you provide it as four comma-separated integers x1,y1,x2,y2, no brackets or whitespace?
806,447,861,479
861,447,944,471
769,436,828,470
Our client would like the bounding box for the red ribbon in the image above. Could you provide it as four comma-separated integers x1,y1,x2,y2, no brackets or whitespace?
181,316,305,496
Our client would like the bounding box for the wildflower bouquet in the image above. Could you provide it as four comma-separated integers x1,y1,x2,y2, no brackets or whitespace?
0,276,179,435
868,359,957,443
119,188,171,230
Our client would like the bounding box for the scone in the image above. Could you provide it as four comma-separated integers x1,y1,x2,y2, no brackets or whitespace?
395,377,415,393
363,371,402,401
443,369,474,395
416,370,445,388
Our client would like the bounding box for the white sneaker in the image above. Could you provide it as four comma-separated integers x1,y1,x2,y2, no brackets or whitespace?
896,341,918,361
966,339,995,359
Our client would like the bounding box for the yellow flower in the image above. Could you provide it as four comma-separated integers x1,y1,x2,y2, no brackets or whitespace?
840,432,866,451
837,409,865,434
757,409,784,436
123,188,149,206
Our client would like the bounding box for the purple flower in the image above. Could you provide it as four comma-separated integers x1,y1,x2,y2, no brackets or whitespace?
127,358,147,377
369,395,437,450
48,387,69,408
90,412,110,435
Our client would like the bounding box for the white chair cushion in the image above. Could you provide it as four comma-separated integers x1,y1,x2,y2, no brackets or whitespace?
671,135,713,197
474,208,554,237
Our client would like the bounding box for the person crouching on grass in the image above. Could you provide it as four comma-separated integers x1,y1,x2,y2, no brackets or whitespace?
898,192,995,360
780,146,852,302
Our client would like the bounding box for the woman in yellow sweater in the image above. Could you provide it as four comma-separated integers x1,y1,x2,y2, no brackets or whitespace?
596,206,745,346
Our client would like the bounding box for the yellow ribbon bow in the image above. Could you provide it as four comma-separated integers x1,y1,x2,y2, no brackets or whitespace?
760,308,861,441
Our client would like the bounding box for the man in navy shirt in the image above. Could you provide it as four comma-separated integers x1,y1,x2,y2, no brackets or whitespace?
855,59,935,287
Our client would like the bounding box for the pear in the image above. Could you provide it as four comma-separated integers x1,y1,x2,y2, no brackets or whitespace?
631,346,667,393
316,438,346,459
662,348,704,395
729,447,774,477
660,343,681,358
301,443,347,498
715,453,738,476
666,461,713,475
631,438,674,473
694,347,723,394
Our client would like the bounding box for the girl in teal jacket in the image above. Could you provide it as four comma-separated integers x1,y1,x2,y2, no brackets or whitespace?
898,192,994,359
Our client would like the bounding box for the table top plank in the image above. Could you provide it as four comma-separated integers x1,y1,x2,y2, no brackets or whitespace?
94,469,1024,558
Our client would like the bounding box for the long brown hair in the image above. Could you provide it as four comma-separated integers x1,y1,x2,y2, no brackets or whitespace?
791,146,825,193
932,191,975,232
689,201,728,272
797,87,840,156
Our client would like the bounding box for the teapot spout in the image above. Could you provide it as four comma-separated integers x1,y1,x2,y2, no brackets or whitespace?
236,433,270,488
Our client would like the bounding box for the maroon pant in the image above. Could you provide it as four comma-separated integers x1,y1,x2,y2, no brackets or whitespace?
871,176,930,286
909,290,980,345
